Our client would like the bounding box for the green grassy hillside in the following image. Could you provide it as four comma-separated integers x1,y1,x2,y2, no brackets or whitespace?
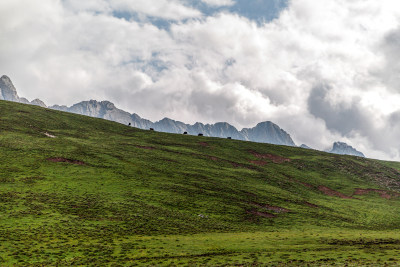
1,100,400,266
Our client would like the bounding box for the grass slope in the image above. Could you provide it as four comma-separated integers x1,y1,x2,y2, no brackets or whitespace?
1,100,400,266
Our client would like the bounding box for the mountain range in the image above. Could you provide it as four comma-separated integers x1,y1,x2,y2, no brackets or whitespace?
51,100,295,146
0,75,365,157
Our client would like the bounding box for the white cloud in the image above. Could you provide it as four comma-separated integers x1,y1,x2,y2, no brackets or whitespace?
63,0,110,13
110,0,202,20
2,0,400,160
201,0,235,7
63,0,202,20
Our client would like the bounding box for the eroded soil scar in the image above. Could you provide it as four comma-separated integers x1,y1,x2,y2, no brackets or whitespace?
249,160,268,166
353,188,400,200
318,186,353,199
198,142,210,147
47,158,85,165
303,201,319,208
288,176,353,200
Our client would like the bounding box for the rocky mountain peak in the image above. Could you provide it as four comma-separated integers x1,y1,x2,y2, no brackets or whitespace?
101,101,116,109
0,75,19,101
241,121,296,146
1,75,12,82
31,98,47,108
329,142,365,157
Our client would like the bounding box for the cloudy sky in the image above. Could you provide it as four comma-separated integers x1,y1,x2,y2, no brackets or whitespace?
2,0,400,160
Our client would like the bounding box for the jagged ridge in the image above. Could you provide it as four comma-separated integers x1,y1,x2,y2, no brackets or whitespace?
49,100,295,146
329,142,365,158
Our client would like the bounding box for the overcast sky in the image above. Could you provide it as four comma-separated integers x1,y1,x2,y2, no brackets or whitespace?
2,0,400,160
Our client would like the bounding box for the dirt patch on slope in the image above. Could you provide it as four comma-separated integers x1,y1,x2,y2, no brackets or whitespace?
353,188,400,200
249,160,268,166
264,204,290,213
206,155,219,161
304,201,319,208
286,176,351,201
47,158,85,165
198,142,210,147
300,182,314,188
250,151,291,164
247,210,276,218
318,186,353,199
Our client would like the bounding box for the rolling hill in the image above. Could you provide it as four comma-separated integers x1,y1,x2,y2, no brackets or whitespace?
1,99,400,265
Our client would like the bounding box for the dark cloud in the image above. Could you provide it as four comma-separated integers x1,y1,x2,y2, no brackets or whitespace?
378,28,400,92
308,84,372,136
307,84,400,159
389,111,400,128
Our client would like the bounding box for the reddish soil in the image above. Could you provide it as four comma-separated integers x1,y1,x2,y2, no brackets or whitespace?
47,158,85,165
198,142,210,147
135,145,156,150
250,151,291,164
299,181,314,188
353,188,400,200
247,210,276,218
249,160,268,166
231,162,241,167
264,204,290,213
318,186,353,199
304,201,319,208
206,155,219,161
